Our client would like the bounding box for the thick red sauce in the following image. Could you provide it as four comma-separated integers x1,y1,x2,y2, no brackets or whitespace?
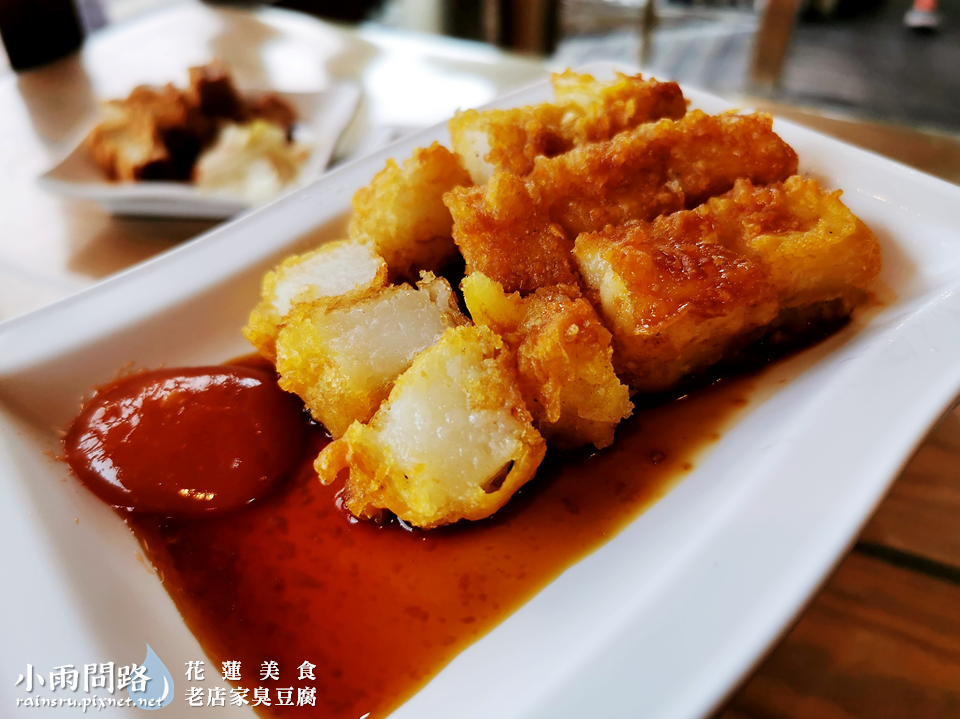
65,365,305,515
79,362,759,719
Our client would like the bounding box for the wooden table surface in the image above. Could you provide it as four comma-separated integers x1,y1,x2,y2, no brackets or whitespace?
1,4,958,717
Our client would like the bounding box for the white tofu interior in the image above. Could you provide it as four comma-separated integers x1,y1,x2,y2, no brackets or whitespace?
457,128,494,185
318,286,453,391
272,241,383,317
574,244,631,330
374,339,525,502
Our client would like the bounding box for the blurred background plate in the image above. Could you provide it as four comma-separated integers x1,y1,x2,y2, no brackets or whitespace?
38,83,361,219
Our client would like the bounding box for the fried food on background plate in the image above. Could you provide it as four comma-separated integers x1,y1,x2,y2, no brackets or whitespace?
463,272,632,449
83,60,300,185
244,239,388,362
275,272,467,437
445,110,798,294
84,84,206,181
193,120,311,204
450,70,687,183
349,142,472,281
573,176,880,392
316,325,546,529
188,60,297,133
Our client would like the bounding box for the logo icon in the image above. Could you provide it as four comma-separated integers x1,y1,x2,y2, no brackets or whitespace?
131,645,173,710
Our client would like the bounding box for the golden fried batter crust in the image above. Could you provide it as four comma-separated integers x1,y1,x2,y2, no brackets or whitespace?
244,239,388,363
576,221,780,392
449,70,686,182
463,273,633,449
275,273,466,438
529,110,799,236
446,173,578,294
446,110,797,294
315,325,546,529
574,176,880,392
349,142,472,281
704,176,881,308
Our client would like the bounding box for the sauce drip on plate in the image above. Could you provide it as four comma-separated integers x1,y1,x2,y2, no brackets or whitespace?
121,368,756,718
65,365,304,515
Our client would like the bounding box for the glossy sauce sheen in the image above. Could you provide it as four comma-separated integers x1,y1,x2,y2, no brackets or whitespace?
129,366,757,719
65,366,305,515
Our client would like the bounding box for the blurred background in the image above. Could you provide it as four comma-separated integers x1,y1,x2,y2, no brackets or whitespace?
16,0,956,134
4,0,957,132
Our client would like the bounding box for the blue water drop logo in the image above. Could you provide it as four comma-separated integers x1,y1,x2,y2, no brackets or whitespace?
128,644,174,710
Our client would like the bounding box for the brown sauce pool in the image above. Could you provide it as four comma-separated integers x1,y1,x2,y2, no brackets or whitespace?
123,361,760,719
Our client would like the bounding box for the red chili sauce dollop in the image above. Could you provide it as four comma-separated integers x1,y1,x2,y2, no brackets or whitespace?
64,365,305,515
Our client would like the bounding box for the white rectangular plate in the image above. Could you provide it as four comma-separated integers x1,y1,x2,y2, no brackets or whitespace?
3,67,960,718
38,83,361,220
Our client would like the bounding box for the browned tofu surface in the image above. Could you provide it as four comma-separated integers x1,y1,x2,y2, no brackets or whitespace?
529,110,799,236
574,176,881,392
575,221,780,392
316,325,546,529
349,142,472,281
446,173,578,294
446,111,798,295
449,70,687,182
463,273,633,449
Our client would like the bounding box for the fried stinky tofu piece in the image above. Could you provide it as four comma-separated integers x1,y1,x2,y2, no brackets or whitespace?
703,176,881,309
244,239,388,362
574,223,780,393
445,111,797,295
551,70,687,143
446,173,578,294
349,142,472,281
529,110,799,237
315,325,546,529
449,70,686,183
275,273,467,437
574,176,881,392
463,273,632,449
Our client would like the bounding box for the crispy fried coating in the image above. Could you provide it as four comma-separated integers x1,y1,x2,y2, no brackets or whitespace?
574,176,880,392
529,110,799,236
315,325,546,528
703,176,881,308
449,70,686,183
575,221,779,392
275,272,467,437
349,142,472,281
446,173,578,294
445,110,797,294
463,273,632,449
85,61,298,183
244,239,388,362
